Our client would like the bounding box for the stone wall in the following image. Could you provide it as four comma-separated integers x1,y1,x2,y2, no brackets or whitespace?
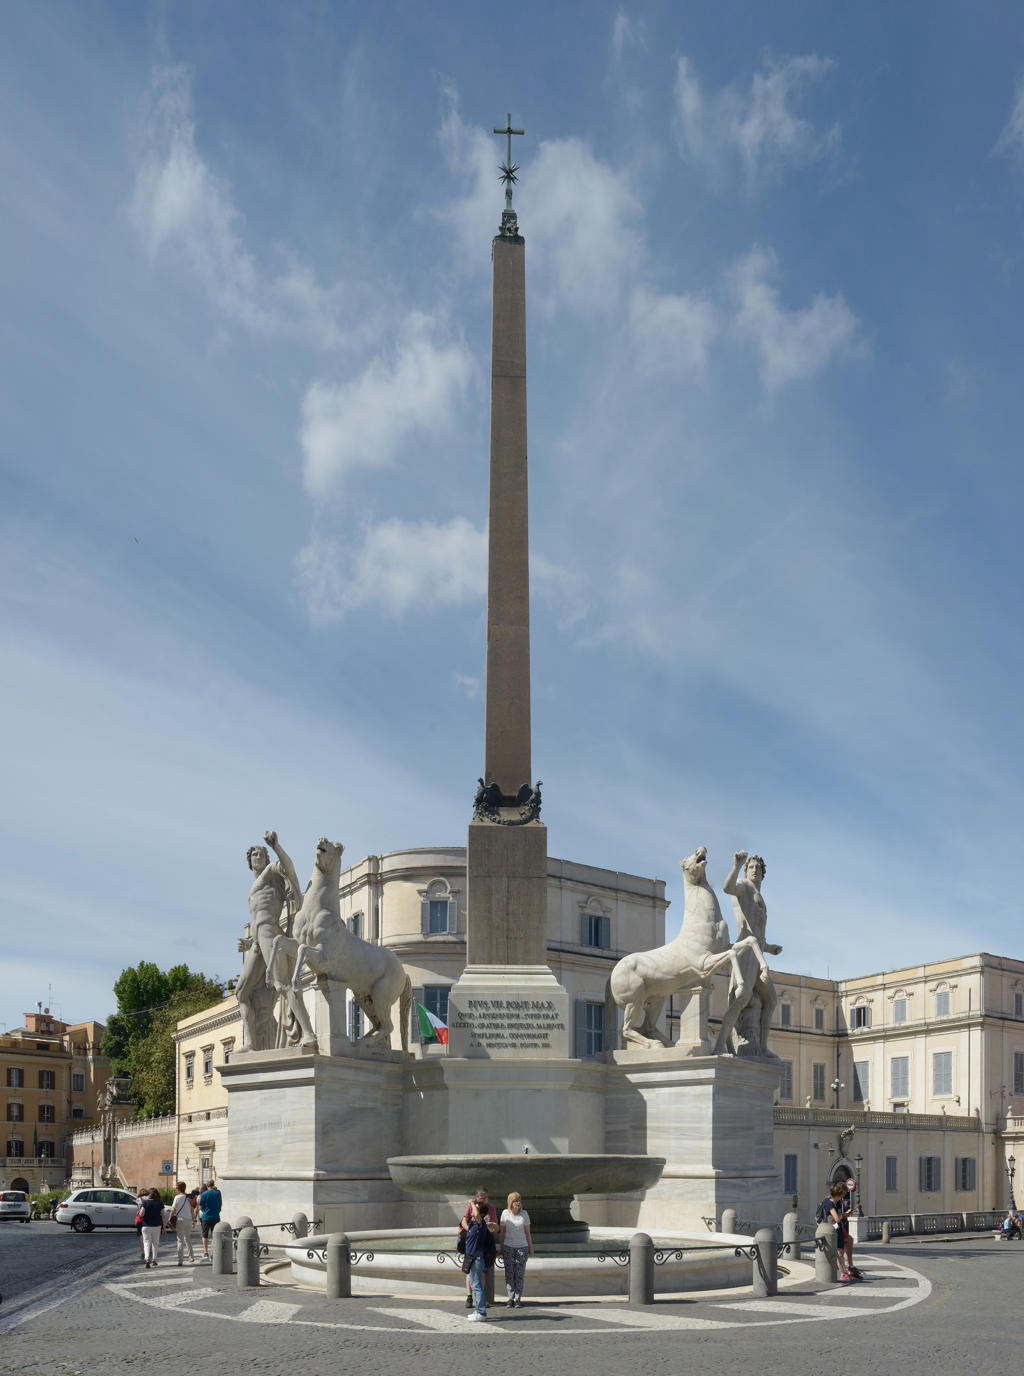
70,1115,176,1191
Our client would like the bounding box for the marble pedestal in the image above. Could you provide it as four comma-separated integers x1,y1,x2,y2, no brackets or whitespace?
606,1051,782,1231
220,1048,407,1234
446,965,570,1059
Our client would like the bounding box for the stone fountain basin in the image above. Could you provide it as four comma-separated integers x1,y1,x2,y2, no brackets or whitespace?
387,1154,665,1241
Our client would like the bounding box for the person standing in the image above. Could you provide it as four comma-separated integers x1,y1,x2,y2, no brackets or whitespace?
134,1187,148,1264
198,1179,222,1261
168,1182,194,1265
459,1187,498,1307
140,1189,166,1268
498,1192,533,1308
822,1182,856,1281
462,1199,497,1322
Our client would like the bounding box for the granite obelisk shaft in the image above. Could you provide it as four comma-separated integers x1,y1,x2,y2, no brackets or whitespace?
483,233,531,800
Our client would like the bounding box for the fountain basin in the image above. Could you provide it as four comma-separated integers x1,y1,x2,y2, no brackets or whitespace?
387,1153,665,1242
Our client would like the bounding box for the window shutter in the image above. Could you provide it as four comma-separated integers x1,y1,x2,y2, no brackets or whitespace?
411,985,424,1044
574,999,588,1059
919,1156,927,1192
420,901,430,937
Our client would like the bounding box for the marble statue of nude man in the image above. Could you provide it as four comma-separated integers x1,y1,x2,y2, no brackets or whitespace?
718,851,783,1058
236,830,304,1051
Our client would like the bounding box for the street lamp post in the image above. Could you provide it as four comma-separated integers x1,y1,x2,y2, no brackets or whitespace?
853,1153,864,1216
1008,1152,1016,1211
830,1078,844,1109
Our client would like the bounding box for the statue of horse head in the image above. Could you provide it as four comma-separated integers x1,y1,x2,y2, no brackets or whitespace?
313,837,344,876
680,845,709,886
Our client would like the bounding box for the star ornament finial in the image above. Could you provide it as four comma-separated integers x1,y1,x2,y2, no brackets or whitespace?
499,159,519,193
493,114,524,234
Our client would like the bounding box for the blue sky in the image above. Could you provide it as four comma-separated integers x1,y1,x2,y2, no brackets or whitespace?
3,2,1024,1033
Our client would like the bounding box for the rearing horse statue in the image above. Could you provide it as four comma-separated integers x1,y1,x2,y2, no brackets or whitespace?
609,845,766,1051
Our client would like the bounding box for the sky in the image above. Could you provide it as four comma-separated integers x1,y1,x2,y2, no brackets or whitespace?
3,1,1024,1034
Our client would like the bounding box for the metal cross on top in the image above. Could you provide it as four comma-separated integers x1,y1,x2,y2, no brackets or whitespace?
493,113,524,211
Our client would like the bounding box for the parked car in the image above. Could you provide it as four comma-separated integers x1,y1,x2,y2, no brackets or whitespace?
55,1188,141,1232
0,1190,31,1222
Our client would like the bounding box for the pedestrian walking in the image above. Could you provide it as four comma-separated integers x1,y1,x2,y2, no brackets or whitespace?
139,1189,166,1268
134,1187,147,1263
198,1180,222,1260
498,1192,533,1308
168,1182,195,1265
459,1187,497,1307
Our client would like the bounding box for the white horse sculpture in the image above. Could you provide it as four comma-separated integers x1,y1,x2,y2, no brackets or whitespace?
268,837,411,1054
609,845,766,1051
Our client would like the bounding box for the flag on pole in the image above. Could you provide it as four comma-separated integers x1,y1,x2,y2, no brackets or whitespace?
416,1002,449,1045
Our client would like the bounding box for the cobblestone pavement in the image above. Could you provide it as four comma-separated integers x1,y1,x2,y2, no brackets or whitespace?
1,1232,1022,1376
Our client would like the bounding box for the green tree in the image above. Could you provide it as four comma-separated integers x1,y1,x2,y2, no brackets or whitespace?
102,963,226,1112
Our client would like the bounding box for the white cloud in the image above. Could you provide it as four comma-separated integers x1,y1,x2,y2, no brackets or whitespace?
438,82,506,259
129,65,346,345
610,11,645,64
296,516,487,621
995,77,1024,161
728,247,862,391
524,138,642,313
299,312,474,496
674,53,839,183
629,286,718,376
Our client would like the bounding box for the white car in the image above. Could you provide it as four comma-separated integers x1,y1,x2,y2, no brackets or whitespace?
0,1190,31,1222
55,1187,141,1232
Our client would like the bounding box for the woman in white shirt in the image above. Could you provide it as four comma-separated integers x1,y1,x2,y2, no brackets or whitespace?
498,1192,532,1308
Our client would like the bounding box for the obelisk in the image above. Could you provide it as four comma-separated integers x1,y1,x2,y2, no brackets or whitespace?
446,117,569,1059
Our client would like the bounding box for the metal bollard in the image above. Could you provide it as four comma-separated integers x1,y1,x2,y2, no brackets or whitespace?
236,1226,260,1289
815,1222,838,1283
752,1228,778,1298
291,1212,309,1239
628,1232,655,1307
721,1207,737,1235
881,1220,891,1245
326,1232,351,1299
212,1220,234,1276
782,1211,800,1262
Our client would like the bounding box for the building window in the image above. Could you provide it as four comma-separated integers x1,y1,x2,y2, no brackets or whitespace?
932,1051,953,1097
580,912,611,949
1015,991,1023,1018
851,1005,871,1030
221,1040,234,1065
852,1061,869,1103
1014,1051,1024,1096
780,1003,792,1028
420,881,455,936
6,1103,23,1123
919,1156,941,1192
38,1104,55,1123
575,1001,606,1059
935,990,951,1018
423,986,450,1024
812,1063,826,1102
38,1140,55,1158
72,1073,85,1092
202,1048,213,1078
954,1157,976,1192
779,1061,794,1101
184,1056,194,1087
7,1139,24,1157
7,1068,24,1089
38,1070,55,1090
72,1106,85,1119
885,1156,898,1193
814,1006,825,1032
348,999,364,1043
348,912,363,938
893,998,907,1024
890,1056,910,1101
783,1153,798,1196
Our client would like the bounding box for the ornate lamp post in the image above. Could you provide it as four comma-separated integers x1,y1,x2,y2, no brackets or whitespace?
1008,1152,1016,1211
853,1153,864,1216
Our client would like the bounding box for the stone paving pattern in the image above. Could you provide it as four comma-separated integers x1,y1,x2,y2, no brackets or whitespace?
2,1223,1023,1375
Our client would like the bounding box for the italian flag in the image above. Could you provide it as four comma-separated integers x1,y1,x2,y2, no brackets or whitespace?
416,1002,449,1045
